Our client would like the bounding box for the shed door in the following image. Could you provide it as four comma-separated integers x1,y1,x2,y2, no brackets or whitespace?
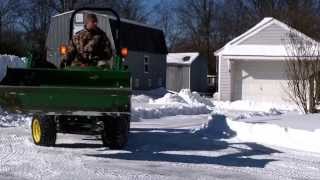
232,61,288,102
167,65,190,92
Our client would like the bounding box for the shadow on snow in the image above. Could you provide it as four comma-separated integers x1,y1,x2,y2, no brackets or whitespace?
85,127,281,168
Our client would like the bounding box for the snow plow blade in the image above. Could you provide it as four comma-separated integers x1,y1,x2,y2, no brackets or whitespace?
0,68,131,114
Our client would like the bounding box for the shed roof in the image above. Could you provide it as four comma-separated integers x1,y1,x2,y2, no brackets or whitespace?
215,17,317,58
167,53,200,65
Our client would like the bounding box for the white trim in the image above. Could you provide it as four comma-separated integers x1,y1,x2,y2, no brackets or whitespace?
214,17,274,56
223,55,320,61
189,66,191,89
215,17,319,56
218,55,222,100
223,55,288,60
229,18,274,46
52,10,74,17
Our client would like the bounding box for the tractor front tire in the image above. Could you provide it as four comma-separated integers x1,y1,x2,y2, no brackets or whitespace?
31,115,57,146
102,117,129,150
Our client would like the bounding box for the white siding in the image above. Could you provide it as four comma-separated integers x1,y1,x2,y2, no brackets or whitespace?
239,23,288,45
219,57,232,101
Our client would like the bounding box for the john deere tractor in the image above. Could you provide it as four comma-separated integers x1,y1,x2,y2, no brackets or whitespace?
0,8,131,149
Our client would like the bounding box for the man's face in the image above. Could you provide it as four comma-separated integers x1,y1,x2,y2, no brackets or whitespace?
86,19,98,30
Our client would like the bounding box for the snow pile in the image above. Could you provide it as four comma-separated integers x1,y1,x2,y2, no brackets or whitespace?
151,93,187,104
133,87,168,98
0,55,27,81
132,89,214,120
132,104,212,120
213,100,298,113
194,114,236,138
198,112,320,154
0,111,31,128
178,89,214,107
132,94,152,104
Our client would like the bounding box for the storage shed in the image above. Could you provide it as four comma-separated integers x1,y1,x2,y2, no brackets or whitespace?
46,11,168,90
215,17,317,103
166,53,208,92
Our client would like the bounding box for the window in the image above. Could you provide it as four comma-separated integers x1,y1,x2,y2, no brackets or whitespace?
182,56,191,62
135,78,140,88
144,56,149,73
75,13,84,23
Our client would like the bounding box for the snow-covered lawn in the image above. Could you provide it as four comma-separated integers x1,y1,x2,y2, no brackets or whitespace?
0,88,318,155
0,115,320,180
1,88,320,179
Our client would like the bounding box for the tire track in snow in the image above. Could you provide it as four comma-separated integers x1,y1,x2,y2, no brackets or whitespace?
0,135,27,178
0,134,59,180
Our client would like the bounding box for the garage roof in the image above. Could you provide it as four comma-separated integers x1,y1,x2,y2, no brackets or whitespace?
167,53,199,65
215,17,317,58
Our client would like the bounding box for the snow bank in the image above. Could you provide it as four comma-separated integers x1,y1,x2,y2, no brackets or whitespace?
228,118,320,154
198,113,320,154
233,109,283,120
0,55,27,81
0,55,29,127
0,111,31,128
213,100,298,113
132,89,214,120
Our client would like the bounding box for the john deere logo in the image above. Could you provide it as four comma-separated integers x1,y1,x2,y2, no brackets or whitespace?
89,75,99,80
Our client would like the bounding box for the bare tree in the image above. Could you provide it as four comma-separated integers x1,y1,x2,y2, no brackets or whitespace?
244,0,285,19
285,31,320,113
110,0,150,22
49,0,113,13
175,0,216,74
49,0,149,21
0,0,20,43
152,0,180,51
17,0,56,67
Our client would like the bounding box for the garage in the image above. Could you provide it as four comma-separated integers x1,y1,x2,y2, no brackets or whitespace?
231,61,288,102
215,17,317,102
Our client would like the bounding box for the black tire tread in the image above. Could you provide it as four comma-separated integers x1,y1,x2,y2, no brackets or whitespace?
32,115,57,146
102,116,129,149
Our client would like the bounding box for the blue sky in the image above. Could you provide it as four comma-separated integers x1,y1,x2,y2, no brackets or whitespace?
146,0,162,8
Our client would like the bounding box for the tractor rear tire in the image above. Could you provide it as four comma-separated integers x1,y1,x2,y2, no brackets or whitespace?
102,117,129,150
31,115,57,146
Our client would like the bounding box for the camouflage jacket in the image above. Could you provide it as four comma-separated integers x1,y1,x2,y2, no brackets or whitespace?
62,27,113,67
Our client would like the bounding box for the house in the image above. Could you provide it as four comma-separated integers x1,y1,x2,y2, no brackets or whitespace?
46,11,168,90
215,17,317,102
166,53,208,93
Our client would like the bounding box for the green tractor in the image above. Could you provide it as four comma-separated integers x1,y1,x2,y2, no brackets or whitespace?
0,8,131,149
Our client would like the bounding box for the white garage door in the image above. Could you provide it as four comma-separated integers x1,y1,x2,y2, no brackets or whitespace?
232,61,289,102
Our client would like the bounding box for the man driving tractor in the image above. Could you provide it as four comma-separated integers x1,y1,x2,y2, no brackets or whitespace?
61,13,113,68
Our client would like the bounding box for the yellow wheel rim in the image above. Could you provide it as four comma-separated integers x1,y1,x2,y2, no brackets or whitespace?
32,118,41,143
